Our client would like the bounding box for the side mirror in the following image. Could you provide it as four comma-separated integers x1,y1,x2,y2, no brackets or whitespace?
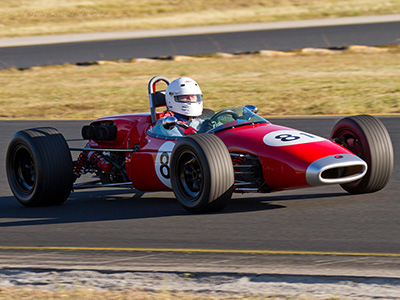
162,116,178,130
244,104,258,114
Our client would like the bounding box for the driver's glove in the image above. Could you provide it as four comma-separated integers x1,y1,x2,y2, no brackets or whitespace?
198,119,214,133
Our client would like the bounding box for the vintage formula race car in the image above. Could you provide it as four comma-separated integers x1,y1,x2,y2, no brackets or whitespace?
6,76,394,213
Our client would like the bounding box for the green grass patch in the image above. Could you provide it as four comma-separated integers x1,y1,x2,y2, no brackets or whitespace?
0,0,400,38
1,48,399,120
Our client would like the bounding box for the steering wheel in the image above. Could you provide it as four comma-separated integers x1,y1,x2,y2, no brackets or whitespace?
209,110,240,123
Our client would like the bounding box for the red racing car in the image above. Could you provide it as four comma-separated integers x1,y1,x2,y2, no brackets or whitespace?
6,76,394,213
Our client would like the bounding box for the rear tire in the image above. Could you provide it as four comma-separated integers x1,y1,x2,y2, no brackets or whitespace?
331,115,394,194
171,134,234,213
6,127,74,207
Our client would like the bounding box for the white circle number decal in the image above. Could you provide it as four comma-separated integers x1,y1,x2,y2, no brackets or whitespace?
155,141,176,188
263,130,325,147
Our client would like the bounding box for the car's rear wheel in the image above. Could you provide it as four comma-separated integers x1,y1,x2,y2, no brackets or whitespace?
171,134,234,213
6,127,74,207
331,115,394,194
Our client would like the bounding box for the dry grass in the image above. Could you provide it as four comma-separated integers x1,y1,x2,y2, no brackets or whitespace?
0,48,399,120
0,287,340,300
0,288,223,300
0,0,400,38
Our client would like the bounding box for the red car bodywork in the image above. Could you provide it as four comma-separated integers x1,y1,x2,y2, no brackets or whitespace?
87,112,361,193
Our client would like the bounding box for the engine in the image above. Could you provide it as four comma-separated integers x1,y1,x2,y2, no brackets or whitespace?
73,149,128,184
81,121,117,141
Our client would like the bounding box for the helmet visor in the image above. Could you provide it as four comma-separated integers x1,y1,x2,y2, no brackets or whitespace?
174,94,202,103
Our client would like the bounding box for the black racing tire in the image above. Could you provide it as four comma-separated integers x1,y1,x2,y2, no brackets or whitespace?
6,127,74,207
330,115,394,194
171,134,234,213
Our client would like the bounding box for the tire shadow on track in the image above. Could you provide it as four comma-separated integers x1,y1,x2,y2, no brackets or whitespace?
0,190,349,227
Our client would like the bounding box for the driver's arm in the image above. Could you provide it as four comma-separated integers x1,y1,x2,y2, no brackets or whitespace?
197,119,214,133
177,121,197,135
183,126,197,135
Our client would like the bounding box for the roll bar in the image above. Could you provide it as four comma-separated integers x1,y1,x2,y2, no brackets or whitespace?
148,76,171,123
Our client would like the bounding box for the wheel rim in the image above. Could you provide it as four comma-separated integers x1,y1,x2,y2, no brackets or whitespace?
13,147,36,194
177,151,203,201
337,129,365,160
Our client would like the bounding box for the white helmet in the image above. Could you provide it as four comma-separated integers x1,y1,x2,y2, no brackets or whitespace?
165,77,203,117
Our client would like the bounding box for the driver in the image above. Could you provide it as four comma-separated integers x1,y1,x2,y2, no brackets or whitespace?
164,77,204,134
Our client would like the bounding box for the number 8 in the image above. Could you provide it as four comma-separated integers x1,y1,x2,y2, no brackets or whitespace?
160,152,170,179
275,134,300,142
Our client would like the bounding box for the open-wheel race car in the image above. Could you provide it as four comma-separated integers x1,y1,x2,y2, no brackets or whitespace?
6,76,394,213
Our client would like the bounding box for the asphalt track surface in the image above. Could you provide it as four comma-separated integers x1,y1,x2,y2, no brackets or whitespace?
1,18,400,69
0,117,399,276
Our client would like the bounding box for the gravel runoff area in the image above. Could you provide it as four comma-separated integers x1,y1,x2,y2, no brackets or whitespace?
1,269,400,299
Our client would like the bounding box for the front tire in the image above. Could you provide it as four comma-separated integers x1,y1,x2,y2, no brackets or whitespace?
171,134,234,213
6,127,74,207
331,115,394,194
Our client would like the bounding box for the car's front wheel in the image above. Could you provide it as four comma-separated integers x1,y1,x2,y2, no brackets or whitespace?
171,134,234,213
331,115,394,194
6,127,74,207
